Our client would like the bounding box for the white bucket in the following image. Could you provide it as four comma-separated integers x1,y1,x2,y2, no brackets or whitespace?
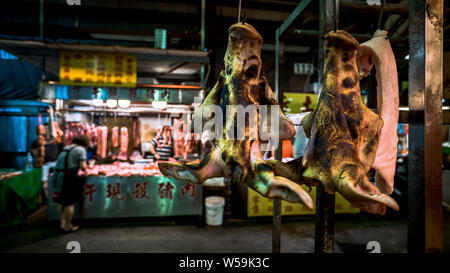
205,196,225,226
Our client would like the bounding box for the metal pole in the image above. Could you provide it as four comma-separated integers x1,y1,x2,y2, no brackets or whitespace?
377,0,385,30
408,0,443,253
39,0,45,80
200,0,206,88
272,29,282,253
75,4,80,44
314,0,336,253
238,0,242,22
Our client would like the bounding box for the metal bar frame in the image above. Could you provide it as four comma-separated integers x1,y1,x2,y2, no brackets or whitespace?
313,0,337,254
407,0,443,253
273,0,446,254
273,0,312,254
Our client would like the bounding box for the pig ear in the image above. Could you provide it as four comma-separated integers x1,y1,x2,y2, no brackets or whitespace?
357,46,374,78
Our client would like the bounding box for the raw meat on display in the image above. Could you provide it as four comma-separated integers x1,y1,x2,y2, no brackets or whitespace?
80,161,162,177
133,118,140,149
299,30,398,215
358,30,399,195
64,124,70,146
112,127,119,147
157,22,311,208
96,126,108,158
173,119,185,157
35,124,46,168
130,150,143,161
117,127,129,160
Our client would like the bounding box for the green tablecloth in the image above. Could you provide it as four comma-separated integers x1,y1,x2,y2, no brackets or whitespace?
443,142,450,155
0,169,42,227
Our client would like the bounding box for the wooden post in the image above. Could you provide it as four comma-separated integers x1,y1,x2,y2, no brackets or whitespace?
408,0,443,253
314,0,337,254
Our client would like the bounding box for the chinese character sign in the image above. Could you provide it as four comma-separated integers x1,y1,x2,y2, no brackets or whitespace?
247,187,360,217
132,182,150,200
59,51,137,87
84,184,97,203
106,183,124,200
180,182,195,198
158,181,175,199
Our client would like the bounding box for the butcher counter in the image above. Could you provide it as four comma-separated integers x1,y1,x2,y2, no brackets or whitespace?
47,174,202,220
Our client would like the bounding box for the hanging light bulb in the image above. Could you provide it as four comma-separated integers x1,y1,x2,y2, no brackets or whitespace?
106,99,117,108
118,99,131,108
92,99,103,107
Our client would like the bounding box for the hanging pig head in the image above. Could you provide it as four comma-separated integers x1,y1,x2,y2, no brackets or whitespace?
158,22,314,209
300,30,399,215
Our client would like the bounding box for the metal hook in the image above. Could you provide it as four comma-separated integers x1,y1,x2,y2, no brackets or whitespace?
237,0,242,23
242,12,247,24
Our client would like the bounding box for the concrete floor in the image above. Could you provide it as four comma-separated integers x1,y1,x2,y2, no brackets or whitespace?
1,205,449,253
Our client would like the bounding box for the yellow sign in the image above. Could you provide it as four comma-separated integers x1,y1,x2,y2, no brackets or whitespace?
59,51,137,87
248,186,360,217
284,93,318,114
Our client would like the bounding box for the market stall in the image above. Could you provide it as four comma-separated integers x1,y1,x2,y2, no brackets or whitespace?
48,173,202,220
44,91,205,220
36,47,209,220
0,168,42,227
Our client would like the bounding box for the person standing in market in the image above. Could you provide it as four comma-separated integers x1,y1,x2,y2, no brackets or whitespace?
149,125,175,161
31,123,65,203
52,135,89,232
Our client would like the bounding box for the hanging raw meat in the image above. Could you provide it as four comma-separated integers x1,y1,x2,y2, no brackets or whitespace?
173,119,185,157
96,127,102,157
35,124,46,167
158,22,312,208
117,127,129,160
112,127,119,147
64,124,70,146
299,30,398,215
90,124,97,147
133,118,140,149
358,30,399,195
96,126,108,158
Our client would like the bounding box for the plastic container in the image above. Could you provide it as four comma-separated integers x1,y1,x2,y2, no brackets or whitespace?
205,196,225,226
25,152,33,171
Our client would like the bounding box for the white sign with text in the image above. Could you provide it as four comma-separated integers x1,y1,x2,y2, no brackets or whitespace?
293,63,314,75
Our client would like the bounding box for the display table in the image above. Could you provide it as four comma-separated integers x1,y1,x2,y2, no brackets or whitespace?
0,169,42,227
48,175,202,220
